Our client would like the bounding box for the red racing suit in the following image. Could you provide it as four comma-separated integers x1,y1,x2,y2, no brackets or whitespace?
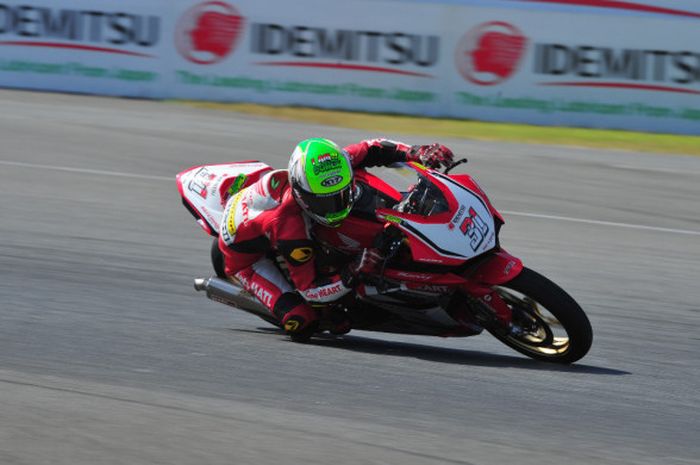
218,139,415,321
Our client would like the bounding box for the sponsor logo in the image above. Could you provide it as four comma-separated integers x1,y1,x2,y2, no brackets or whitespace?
249,281,272,307
320,175,343,187
455,21,527,86
455,20,700,94
223,191,243,240
199,205,219,228
289,247,313,263
227,174,247,197
384,215,402,224
311,153,341,175
270,176,280,190
284,319,300,332
175,1,244,64
303,281,346,301
451,205,466,225
534,43,700,93
0,3,160,56
250,23,439,77
395,271,433,281
412,284,450,293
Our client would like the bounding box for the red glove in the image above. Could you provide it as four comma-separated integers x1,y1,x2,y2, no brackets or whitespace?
342,248,384,287
354,248,384,275
408,143,454,169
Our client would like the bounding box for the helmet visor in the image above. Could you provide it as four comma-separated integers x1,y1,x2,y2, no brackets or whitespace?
297,183,354,224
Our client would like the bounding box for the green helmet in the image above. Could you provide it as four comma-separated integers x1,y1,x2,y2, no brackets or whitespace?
288,138,355,227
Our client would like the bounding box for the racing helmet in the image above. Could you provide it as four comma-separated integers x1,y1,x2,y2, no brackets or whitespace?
288,138,355,227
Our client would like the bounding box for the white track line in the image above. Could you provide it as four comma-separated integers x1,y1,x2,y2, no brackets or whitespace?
501,211,700,237
2,159,699,237
0,160,172,181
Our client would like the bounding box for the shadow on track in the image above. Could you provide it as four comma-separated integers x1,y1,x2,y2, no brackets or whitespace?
233,328,628,375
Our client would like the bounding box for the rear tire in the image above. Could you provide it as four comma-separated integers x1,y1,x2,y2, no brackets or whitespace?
211,238,226,278
488,267,592,364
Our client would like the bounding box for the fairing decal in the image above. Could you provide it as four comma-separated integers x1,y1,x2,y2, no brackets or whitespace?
382,177,497,263
176,161,273,236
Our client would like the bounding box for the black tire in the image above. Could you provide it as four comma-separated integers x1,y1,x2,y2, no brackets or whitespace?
487,267,592,364
210,238,227,278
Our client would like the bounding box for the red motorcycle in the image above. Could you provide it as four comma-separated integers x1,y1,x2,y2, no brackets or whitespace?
177,159,593,364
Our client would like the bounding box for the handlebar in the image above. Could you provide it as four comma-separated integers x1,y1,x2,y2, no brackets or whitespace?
443,158,468,174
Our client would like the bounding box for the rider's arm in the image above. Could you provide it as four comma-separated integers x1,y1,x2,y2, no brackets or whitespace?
344,139,413,169
345,138,454,170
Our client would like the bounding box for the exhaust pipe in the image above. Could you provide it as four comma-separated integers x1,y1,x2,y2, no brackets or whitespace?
194,277,278,324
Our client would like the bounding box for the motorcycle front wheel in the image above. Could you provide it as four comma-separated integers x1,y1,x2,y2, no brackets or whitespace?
488,267,593,364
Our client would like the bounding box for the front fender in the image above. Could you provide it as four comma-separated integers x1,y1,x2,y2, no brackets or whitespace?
470,249,523,286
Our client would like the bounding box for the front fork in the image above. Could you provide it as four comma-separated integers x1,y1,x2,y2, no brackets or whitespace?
458,249,524,327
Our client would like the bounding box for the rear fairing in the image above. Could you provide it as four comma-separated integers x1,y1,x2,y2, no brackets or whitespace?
176,161,272,236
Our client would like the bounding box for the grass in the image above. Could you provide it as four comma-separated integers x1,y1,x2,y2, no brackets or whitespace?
176,101,700,156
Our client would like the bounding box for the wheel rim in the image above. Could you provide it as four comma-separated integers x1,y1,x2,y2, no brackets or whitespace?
494,287,571,356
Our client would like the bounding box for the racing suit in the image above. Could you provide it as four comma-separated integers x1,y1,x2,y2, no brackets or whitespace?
218,139,442,330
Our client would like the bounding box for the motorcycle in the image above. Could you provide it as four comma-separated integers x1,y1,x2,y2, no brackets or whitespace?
177,158,593,364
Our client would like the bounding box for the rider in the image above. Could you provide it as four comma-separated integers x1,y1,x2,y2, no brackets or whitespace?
218,138,454,339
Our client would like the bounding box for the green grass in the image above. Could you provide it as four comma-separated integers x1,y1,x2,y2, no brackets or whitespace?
176,101,700,156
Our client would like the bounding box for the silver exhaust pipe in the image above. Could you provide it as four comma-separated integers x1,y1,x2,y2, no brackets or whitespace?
193,277,279,325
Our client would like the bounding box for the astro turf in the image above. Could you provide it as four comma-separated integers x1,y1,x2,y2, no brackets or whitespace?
178,101,700,156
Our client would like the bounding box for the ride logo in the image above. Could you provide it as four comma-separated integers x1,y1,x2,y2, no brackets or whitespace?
0,3,160,56
533,44,700,93
455,21,527,86
175,1,244,65
455,20,700,94
174,2,440,76
250,22,439,77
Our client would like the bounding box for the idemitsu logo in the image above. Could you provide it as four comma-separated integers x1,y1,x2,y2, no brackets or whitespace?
0,3,160,56
455,21,527,85
175,1,244,64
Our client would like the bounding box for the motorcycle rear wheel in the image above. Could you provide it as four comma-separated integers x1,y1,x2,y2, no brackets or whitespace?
488,267,592,364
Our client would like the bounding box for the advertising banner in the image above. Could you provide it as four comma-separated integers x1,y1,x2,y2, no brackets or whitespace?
168,0,445,116
0,0,167,97
0,0,698,135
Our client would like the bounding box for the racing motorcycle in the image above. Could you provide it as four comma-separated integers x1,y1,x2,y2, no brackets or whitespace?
177,159,593,364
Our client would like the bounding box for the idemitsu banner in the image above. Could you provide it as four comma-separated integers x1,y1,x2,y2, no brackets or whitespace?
1,0,698,134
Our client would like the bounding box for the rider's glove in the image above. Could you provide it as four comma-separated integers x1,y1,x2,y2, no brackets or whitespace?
354,248,385,275
408,143,454,169
341,247,385,288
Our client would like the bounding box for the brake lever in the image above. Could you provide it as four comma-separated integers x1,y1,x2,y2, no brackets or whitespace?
443,158,468,174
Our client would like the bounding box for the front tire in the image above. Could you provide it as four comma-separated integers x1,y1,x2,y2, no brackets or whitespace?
488,267,592,364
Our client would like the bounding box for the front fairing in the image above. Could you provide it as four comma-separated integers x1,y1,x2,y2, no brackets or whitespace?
376,163,498,265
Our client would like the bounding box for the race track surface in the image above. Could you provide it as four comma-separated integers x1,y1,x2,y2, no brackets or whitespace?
0,90,698,465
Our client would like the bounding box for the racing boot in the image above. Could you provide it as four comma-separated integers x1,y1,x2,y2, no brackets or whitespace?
280,303,319,342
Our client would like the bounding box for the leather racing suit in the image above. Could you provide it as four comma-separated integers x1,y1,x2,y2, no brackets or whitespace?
218,139,436,328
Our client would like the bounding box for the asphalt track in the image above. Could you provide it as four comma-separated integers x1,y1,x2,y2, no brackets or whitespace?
0,89,698,465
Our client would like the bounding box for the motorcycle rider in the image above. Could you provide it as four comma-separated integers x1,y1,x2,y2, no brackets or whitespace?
218,138,454,339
